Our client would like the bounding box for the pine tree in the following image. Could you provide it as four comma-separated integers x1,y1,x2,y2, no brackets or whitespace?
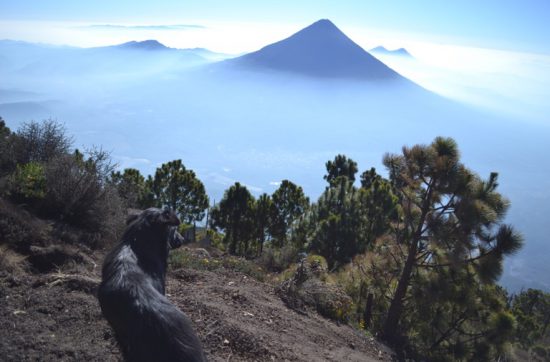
270,180,309,247
110,168,146,208
210,182,255,255
380,137,523,346
324,154,358,187
150,160,209,231
253,193,273,256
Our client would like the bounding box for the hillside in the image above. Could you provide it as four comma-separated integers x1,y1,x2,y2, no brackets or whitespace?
0,242,393,361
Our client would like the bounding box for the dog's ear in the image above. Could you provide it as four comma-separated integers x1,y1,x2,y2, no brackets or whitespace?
126,213,140,225
158,208,181,226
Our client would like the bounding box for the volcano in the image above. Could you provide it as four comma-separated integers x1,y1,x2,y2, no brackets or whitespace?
228,19,404,81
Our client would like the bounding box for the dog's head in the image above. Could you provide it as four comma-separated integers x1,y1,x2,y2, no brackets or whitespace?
127,208,180,227
125,208,188,249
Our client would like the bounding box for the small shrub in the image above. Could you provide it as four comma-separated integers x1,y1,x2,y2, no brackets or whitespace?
532,344,549,360
207,229,225,251
0,118,15,177
8,162,47,201
258,244,299,272
169,248,266,281
276,257,353,322
305,255,328,276
0,198,49,252
12,119,72,165
40,150,126,247
0,245,28,274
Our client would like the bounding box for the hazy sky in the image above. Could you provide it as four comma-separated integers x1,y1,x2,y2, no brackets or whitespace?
1,1,550,124
1,0,549,54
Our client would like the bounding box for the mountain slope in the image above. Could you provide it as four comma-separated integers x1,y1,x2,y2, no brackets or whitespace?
227,19,404,81
0,244,393,361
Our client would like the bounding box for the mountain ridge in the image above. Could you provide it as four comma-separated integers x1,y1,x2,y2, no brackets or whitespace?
370,46,413,58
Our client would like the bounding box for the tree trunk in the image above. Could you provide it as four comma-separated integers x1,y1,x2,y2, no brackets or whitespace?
382,240,418,343
258,229,264,256
364,292,374,328
382,182,434,344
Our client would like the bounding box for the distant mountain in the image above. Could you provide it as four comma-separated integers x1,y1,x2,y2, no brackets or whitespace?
0,39,209,77
112,40,172,51
370,46,413,58
226,19,404,81
183,47,234,61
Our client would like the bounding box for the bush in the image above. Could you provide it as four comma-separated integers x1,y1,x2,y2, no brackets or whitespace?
8,162,47,202
0,245,28,274
0,118,15,177
276,256,353,322
40,150,125,247
12,119,72,165
0,198,49,252
258,244,300,272
532,344,549,360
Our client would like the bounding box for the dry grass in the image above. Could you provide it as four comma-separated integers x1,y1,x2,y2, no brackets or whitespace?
0,244,28,274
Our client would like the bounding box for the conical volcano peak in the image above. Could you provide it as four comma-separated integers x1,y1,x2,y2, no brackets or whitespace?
285,18,354,46
305,19,339,30
228,19,405,81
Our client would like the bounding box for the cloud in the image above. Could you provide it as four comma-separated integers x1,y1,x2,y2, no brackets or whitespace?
81,24,206,31
205,172,263,194
113,155,151,169
269,181,281,186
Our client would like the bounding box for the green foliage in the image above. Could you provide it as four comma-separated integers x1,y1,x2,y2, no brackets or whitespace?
324,154,358,186
110,168,147,208
41,148,126,245
12,119,72,165
303,168,397,269
379,136,523,357
305,254,328,272
277,255,353,322
0,117,14,177
258,244,299,272
253,193,273,256
0,119,125,248
401,268,516,361
270,180,309,247
149,160,209,224
359,167,398,244
511,288,550,349
211,182,255,255
9,162,47,201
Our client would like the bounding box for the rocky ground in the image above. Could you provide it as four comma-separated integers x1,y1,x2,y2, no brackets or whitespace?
0,248,393,361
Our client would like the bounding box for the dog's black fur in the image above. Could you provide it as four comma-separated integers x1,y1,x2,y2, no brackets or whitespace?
98,208,207,362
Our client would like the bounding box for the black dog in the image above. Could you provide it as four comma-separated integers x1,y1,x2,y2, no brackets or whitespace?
98,208,207,362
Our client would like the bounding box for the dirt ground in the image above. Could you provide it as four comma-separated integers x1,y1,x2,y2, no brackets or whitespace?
0,250,393,362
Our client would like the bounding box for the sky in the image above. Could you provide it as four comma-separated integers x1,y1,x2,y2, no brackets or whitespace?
1,0,549,54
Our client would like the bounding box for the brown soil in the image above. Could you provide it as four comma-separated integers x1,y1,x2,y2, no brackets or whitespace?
0,250,393,362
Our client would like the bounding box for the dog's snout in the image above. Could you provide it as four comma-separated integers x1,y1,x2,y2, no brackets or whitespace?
170,231,187,249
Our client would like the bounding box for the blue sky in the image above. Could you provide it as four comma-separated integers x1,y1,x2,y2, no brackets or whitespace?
1,0,549,54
